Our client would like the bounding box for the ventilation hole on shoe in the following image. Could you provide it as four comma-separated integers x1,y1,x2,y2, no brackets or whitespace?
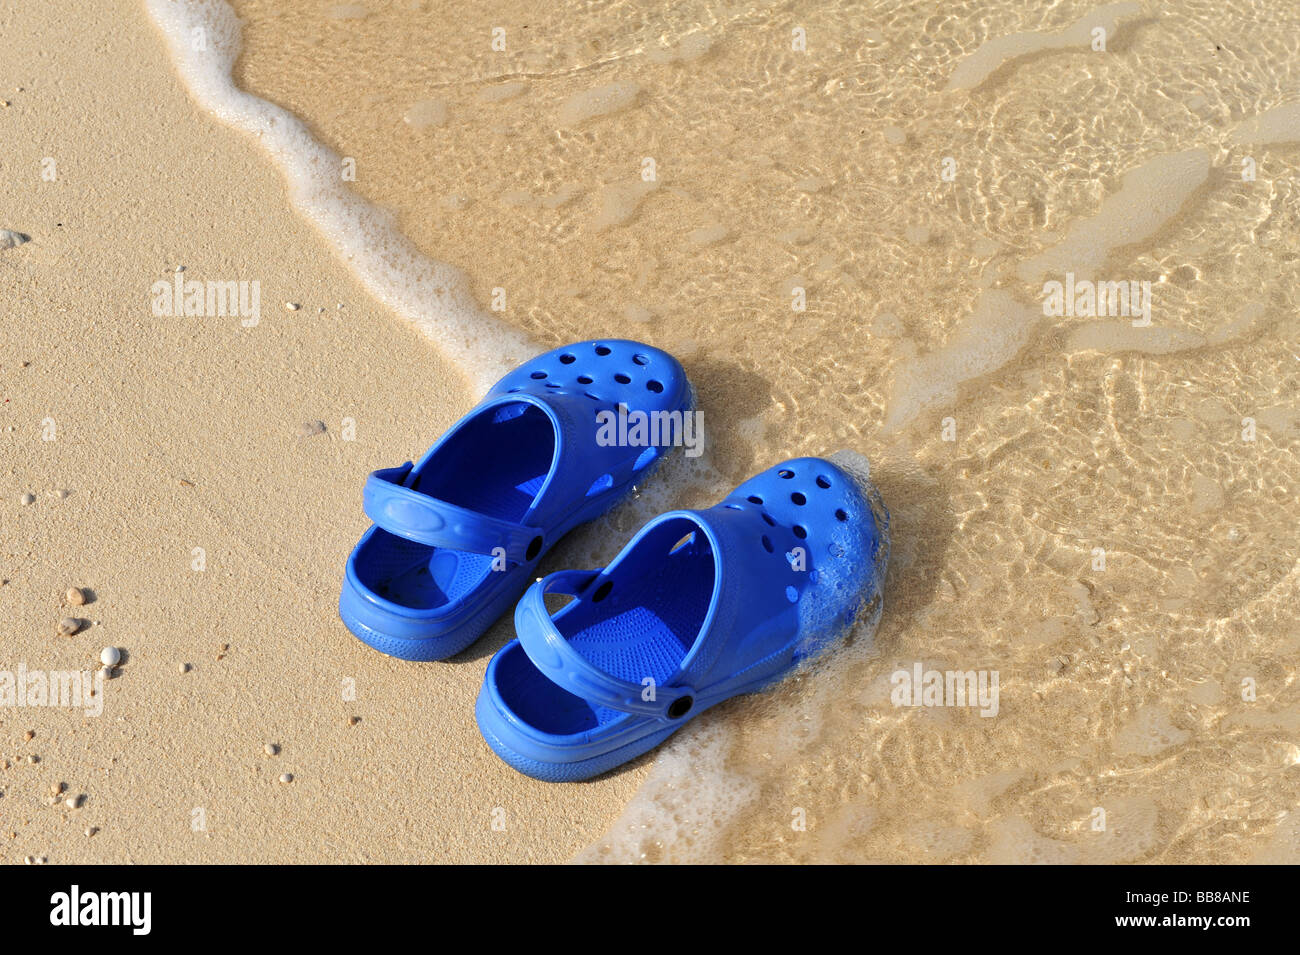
747,495,763,505
793,525,808,539
493,403,527,423
835,508,848,521
724,504,742,510
585,473,613,497
667,695,693,719
669,532,696,555
525,536,543,561
761,512,775,526
816,475,832,488
591,580,613,602
614,372,631,384
646,380,664,393
559,353,576,364
595,344,612,356
791,492,807,506
632,354,649,365
633,446,657,470
778,468,794,479
761,535,774,553
785,585,798,603
530,371,547,379
577,375,593,384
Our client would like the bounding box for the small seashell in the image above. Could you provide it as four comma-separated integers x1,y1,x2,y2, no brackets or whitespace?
178,662,190,673
65,795,81,809
278,773,293,784
0,229,31,250
58,617,83,636
99,646,121,667
19,492,35,505
285,302,300,311
298,420,326,437
65,587,86,606
264,743,279,757
348,716,361,726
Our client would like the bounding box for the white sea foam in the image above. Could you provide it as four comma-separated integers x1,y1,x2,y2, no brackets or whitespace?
580,449,890,864
142,0,538,394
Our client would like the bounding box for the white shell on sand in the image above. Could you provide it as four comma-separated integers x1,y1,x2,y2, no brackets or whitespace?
0,229,30,249
19,492,35,505
57,617,82,635
264,743,279,756
278,773,293,783
99,646,121,666
65,587,86,606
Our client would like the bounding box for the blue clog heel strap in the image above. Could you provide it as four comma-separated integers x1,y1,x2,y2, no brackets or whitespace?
511,504,810,713
514,569,697,721
363,463,544,563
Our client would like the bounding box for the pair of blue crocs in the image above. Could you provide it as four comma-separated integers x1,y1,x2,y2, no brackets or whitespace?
340,340,889,782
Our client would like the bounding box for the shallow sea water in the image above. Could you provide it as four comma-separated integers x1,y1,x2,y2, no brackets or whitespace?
202,0,1298,862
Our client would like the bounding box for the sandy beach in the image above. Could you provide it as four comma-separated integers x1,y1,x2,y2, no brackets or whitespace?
3,0,1298,864
1,0,645,863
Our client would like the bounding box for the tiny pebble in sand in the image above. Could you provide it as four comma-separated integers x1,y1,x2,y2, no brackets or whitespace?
298,420,327,437
24,730,34,741
279,773,293,784
19,493,35,505
27,755,39,764
264,743,279,756
84,827,98,837
348,716,361,726
65,587,86,605
286,302,301,311
65,795,80,809
99,646,121,666
58,617,82,636
178,662,190,673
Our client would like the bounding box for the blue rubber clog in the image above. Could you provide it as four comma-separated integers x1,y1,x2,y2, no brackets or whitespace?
475,454,889,781
340,340,693,661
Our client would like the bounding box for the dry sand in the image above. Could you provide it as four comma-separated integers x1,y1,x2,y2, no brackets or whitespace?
0,0,639,863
